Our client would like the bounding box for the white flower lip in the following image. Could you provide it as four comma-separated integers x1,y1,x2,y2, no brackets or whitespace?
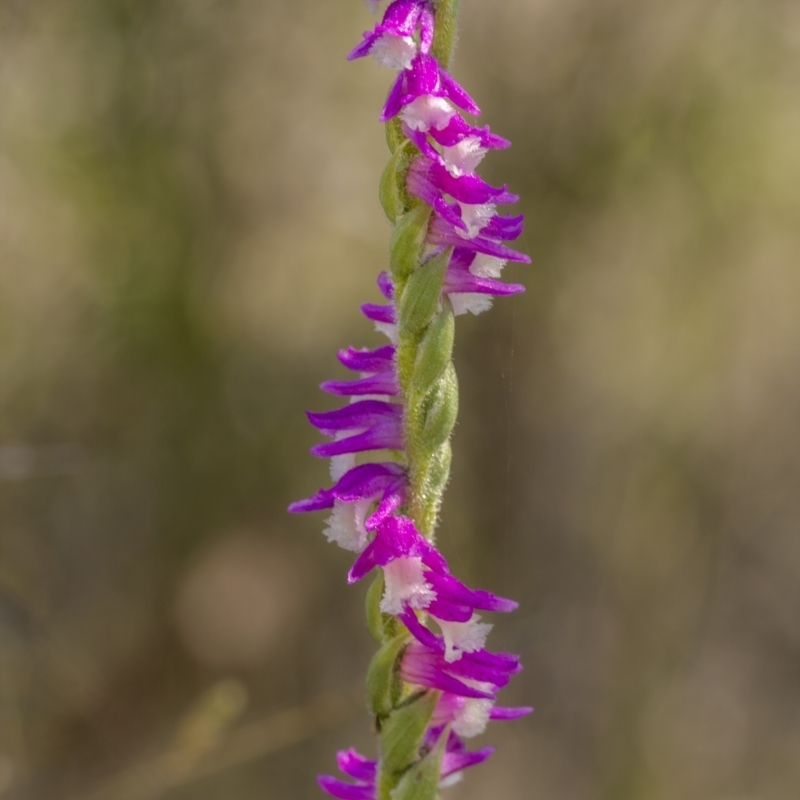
381,556,436,615
374,320,398,343
443,135,487,177
324,498,372,552
371,33,417,71
450,292,494,317
439,614,493,662
400,95,456,132
470,254,507,278
329,452,356,482
452,697,494,738
459,202,497,239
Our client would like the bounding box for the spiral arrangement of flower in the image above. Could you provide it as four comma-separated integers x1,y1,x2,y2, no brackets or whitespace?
290,2,531,797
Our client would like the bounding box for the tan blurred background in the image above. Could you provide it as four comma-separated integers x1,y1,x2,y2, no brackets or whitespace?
1,0,800,798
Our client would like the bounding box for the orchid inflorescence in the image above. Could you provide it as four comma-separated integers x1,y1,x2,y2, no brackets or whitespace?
290,1,531,797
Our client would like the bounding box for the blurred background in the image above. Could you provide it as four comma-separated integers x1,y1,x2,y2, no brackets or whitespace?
1,0,799,798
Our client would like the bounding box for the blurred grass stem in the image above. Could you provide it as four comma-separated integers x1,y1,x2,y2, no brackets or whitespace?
74,689,360,800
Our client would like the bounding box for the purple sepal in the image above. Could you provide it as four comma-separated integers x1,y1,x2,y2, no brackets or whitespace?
336,749,377,782
361,303,396,324
444,263,525,298
447,648,522,687
383,71,406,120
400,641,515,699
442,745,495,777
321,372,400,397
318,734,491,798
348,31,388,63
406,163,467,230
404,120,510,173
381,0,426,36
400,56,479,116
438,68,480,115
481,214,525,241
457,647,522,673
446,277,525,298
288,462,406,515
365,480,406,530
401,645,495,698
428,116,511,150
428,215,532,263
425,571,518,621
399,608,442,649
418,2,434,54
401,626,521,688
287,495,334,514
404,126,443,163
403,638,520,693
318,776,374,800
308,401,403,457
490,706,534,721
403,53,440,101
307,400,401,435
400,623,522,692
310,426,403,458
376,271,394,299
408,157,518,207
375,0,423,36
425,728,495,777
337,344,396,373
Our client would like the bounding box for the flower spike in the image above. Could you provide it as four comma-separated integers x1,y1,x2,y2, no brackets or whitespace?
290,1,531,797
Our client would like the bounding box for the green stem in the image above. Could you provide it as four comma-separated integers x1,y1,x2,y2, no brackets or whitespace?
374,1,463,796
432,0,460,70
377,770,396,800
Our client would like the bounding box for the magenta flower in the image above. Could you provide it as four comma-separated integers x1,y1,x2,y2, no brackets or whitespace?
427,212,529,263
307,401,404,458
404,119,511,178
321,345,400,397
431,691,533,739
348,515,517,620
318,733,495,800
443,250,525,317
289,462,407,539
383,52,480,127
348,0,434,69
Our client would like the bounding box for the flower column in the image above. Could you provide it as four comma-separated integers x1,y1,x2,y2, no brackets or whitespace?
290,2,532,799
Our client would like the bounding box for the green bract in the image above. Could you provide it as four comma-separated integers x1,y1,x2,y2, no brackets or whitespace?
366,633,408,721
390,204,431,286
386,117,405,154
389,725,449,800
411,305,455,396
380,139,417,224
397,249,451,335
366,573,388,644
380,691,440,777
